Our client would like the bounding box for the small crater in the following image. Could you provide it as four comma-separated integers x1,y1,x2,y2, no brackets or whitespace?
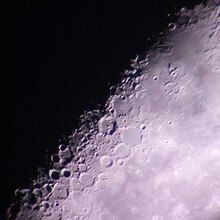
168,22,177,31
49,169,60,180
61,168,71,178
99,156,113,168
98,116,117,135
153,76,158,80
58,144,66,151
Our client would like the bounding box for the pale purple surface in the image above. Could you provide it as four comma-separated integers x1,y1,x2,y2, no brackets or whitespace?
10,1,220,220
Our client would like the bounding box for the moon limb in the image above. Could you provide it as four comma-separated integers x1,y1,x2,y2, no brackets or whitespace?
7,1,220,220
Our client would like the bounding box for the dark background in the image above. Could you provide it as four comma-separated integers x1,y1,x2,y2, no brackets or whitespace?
2,0,202,217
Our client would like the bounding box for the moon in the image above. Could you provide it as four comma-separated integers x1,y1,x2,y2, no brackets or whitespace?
7,1,220,220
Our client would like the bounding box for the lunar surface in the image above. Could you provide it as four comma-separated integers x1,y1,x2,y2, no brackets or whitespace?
7,1,220,220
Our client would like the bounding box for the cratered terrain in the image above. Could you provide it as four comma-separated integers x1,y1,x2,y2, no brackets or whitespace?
7,1,220,220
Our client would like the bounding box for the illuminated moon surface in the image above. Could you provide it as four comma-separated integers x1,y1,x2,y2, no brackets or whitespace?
8,1,220,220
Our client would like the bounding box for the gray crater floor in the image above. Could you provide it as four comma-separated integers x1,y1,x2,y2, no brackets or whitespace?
7,1,220,220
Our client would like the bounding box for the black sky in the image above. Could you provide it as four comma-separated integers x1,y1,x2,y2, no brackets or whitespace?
2,0,203,217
